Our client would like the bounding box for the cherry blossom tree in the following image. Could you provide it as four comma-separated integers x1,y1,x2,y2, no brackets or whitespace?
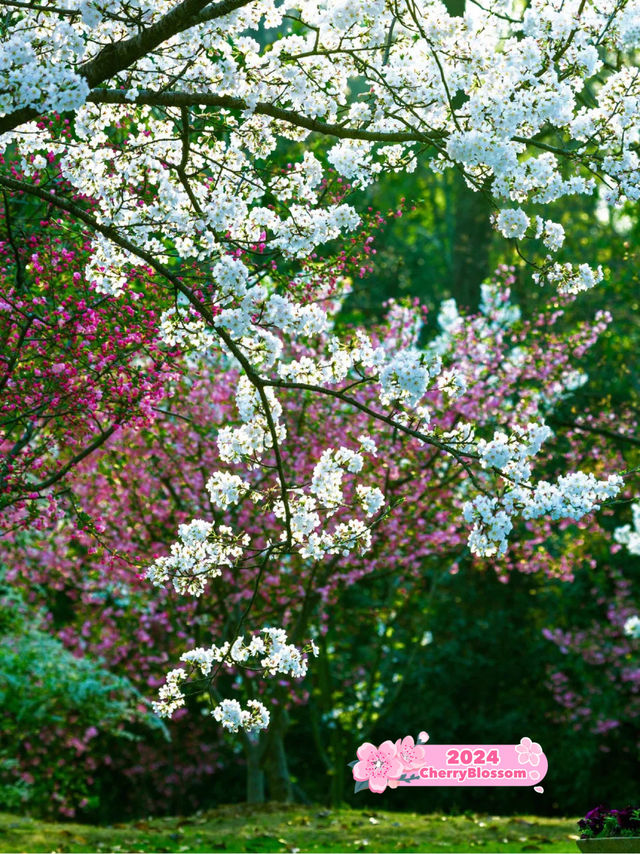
1,0,638,735
5,261,635,807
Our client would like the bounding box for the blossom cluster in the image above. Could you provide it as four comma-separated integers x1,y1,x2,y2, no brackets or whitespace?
153,628,317,732
614,502,640,556
0,215,178,528
146,520,249,597
212,699,270,734
465,462,622,557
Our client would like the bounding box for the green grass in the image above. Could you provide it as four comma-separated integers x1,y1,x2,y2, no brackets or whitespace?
0,806,582,853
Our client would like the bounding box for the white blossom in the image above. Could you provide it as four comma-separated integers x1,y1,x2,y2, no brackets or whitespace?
146,520,249,596
614,503,640,555
496,209,530,240
624,616,640,639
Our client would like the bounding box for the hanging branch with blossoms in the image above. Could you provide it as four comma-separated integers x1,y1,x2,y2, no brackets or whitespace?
1,0,639,734
145,278,625,732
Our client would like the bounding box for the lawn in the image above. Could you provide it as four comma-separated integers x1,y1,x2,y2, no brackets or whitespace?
0,805,582,853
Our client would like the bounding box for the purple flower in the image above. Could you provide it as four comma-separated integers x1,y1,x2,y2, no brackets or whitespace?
578,805,640,839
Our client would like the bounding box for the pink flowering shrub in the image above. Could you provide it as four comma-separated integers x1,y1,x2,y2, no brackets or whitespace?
0,194,179,532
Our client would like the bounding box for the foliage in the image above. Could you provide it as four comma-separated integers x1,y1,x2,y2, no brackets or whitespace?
0,576,165,818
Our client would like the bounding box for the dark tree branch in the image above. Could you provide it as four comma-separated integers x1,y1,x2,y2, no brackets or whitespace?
27,423,119,492
1,189,26,292
0,0,253,135
550,417,640,448
87,88,443,144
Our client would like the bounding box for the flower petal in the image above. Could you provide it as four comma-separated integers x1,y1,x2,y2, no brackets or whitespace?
378,740,397,759
353,760,371,782
388,757,404,777
357,742,377,761
369,776,388,794
414,745,426,762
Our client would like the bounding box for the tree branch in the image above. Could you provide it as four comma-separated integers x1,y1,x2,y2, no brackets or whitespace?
0,0,253,135
87,87,442,144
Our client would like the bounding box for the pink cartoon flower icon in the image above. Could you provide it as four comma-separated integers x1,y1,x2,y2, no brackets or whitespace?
395,735,427,770
516,737,543,766
353,741,403,793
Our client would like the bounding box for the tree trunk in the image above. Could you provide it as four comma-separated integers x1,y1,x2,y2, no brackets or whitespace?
443,0,492,312
245,738,266,804
329,730,347,807
450,176,492,312
261,706,293,802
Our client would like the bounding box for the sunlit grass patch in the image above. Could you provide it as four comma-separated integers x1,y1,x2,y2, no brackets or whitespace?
0,806,581,853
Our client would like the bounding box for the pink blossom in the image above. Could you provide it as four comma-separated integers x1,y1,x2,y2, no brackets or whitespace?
394,735,426,769
353,741,403,793
515,736,543,766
